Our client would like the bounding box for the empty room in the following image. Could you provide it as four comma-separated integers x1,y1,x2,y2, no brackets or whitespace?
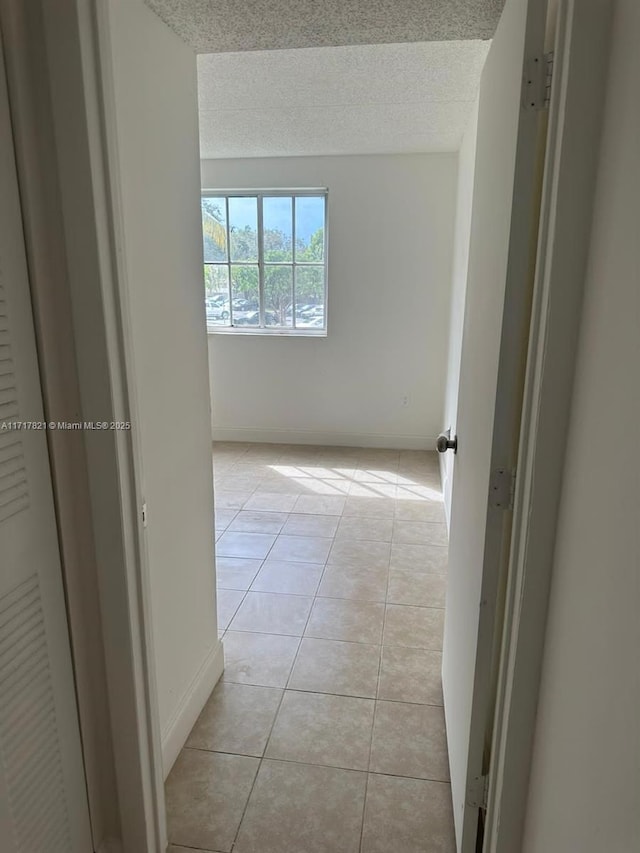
159,7,485,853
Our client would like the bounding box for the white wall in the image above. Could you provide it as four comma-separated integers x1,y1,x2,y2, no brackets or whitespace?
201,154,457,449
522,1,640,849
439,99,479,527
107,0,221,775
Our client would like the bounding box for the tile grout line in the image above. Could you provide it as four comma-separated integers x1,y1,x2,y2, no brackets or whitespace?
222,626,444,653
227,547,328,851
217,674,445,708
182,746,453,785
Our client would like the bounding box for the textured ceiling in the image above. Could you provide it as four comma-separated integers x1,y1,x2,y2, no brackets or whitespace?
146,0,504,53
197,41,490,159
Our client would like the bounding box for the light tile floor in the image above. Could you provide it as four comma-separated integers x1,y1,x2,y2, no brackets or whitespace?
166,443,456,853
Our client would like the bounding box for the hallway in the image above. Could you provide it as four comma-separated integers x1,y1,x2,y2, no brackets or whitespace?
166,442,455,853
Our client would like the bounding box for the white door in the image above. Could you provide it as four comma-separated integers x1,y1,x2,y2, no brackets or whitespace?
441,0,549,849
0,36,93,853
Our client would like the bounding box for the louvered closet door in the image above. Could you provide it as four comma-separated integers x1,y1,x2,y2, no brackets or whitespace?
0,36,93,853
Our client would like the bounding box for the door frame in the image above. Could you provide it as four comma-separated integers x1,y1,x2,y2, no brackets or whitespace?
0,0,166,851
484,1,613,850
39,1,167,850
0,0,615,851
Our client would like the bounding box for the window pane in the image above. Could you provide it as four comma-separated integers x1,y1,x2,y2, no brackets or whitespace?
265,266,293,327
295,266,325,328
202,197,227,262
204,265,230,326
229,197,258,262
263,197,293,263
230,265,259,326
295,196,325,261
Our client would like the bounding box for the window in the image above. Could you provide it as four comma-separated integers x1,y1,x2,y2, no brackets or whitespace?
201,190,327,334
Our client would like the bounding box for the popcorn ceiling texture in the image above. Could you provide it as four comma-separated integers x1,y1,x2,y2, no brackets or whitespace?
197,41,491,157
145,0,504,53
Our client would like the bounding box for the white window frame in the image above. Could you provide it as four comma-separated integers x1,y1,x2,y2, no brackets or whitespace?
202,188,328,336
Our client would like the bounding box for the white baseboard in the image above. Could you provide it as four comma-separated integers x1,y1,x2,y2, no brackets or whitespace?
212,425,437,451
161,639,224,779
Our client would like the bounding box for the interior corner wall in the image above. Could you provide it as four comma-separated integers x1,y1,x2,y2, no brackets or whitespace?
439,99,479,528
522,1,640,849
106,0,221,775
201,154,457,449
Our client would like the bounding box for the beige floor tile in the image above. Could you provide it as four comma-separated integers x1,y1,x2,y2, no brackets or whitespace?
202,444,453,850
370,701,450,781
244,492,299,512
278,446,322,462
393,520,449,546
217,589,245,632
227,510,288,534
214,490,253,510
298,478,353,496
292,494,347,515
394,500,446,523
328,538,391,570
398,449,438,463
216,557,262,591
361,774,456,853
390,543,448,574
352,468,401,485
265,690,375,770
222,631,300,688
227,460,270,476
240,445,283,462
295,463,355,480
234,760,366,853
336,516,394,542
305,598,385,645
166,749,259,852
255,476,315,495
342,496,396,519
229,591,313,636
357,448,400,465
281,513,340,538
213,463,235,479
169,846,222,853
216,475,263,494
384,604,445,650
348,481,400,500
377,647,444,705
251,559,324,596
396,484,443,503
214,508,238,531
269,534,332,564
398,462,441,479
317,564,388,602
316,452,361,467
288,637,381,698
216,531,276,560
186,682,282,757
387,571,447,608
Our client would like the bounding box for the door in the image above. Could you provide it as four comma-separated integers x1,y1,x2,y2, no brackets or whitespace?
441,0,549,849
0,34,93,853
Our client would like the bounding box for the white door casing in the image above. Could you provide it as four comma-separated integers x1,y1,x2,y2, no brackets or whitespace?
0,33,92,853
441,0,549,848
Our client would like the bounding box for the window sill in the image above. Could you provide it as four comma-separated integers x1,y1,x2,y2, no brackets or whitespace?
207,326,327,338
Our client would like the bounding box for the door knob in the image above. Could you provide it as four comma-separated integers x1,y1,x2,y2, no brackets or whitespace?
436,431,457,454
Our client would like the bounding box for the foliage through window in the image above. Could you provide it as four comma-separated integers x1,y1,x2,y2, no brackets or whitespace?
202,191,327,333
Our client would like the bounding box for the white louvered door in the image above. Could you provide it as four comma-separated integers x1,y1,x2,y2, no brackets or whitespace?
0,35,93,853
